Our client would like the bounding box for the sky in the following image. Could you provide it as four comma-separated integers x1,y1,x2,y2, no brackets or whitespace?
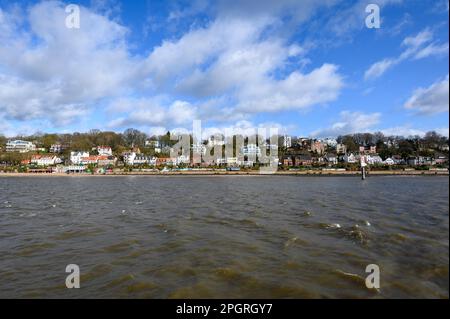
0,0,448,138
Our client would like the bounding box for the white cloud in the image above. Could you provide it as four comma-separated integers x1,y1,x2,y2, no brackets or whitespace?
413,43,449,60
107,98,197,129
381,126,449,137
324,0,401,37
404,75,449,115
236,64,343,112
380,126,428,137
0,1,139,126
145,16,343,114
311,111,381,137
365,29,449,80
364,58,398,81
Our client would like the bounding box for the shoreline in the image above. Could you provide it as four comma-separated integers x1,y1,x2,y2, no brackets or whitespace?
0,170,448,177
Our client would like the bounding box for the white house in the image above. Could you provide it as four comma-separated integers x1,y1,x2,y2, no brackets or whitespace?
226,157,238,165
123,152,137,165
367,155,383,165
70,151,90,165
50,144,64,153
31,155,62,166
79,156,100,165
97,146,113,156
175,155,190,165
343,153,357,163
6,140,36,153
145,140,162,153
324,153,338,165
123,152,155,165
283,135,292,148
384,158,395,165
134,154,154,165
241,144,261,157
336,143,347,154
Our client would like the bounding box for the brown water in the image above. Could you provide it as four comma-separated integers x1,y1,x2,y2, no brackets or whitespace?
0,176,448,298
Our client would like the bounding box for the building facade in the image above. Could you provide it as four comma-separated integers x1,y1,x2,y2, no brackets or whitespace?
6,140,36,153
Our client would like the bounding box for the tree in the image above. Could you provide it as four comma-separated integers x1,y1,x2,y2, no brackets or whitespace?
0,135,6,148
123,128,147,147
398,139,416,158
41,134,58,150
339,135,358,152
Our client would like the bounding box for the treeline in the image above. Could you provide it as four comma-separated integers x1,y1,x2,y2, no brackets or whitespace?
0,129,176,154
336,131,449,158
0,129,448,159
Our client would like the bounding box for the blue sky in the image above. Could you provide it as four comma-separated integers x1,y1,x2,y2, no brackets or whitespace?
0,0,448,138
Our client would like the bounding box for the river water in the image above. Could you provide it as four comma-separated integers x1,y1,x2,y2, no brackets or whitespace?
0,176,448,298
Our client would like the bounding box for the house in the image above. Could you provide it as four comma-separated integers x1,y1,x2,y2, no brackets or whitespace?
80,156,101,165
384,140,399,148
146,140,162,153
175,155,190,165
367,155,383,165
145,140,160,148
435,155,449,165
324,153,338,165
419,156,435,166
439,144,449,151
359,144,377,154
50,144,65,153
97,156,117,166
384,158,395,165
63,165,87,173
392,155,405,165
282,156,294,166
6,140,36,153
343,153,357,164
336,143,347,154
97,146,113,156
283,135,292,148
131,147,142,154
226,157,238,165
156,157,173,166
312,156,324,163
407,157,419,166
311,140,325,155
134,154,153,165
123,152,153,165
241,144,261,157
70,151,90,165
294,154,313,166
31,155,62,166
296,138,311,150
406,156,434,166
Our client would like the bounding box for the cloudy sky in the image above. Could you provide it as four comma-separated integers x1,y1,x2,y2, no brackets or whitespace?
0,0,448,137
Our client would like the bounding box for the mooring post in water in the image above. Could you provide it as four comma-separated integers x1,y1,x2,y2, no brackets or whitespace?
360,156,367,180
